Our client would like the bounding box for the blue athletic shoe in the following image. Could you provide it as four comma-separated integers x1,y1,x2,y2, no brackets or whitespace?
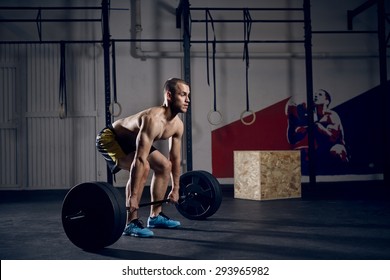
123,219,154,237
147,212,181,228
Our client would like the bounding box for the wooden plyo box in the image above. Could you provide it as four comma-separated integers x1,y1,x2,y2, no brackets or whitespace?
234,151,301,200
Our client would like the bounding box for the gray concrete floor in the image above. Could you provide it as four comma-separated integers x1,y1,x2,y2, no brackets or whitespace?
1,187,390,260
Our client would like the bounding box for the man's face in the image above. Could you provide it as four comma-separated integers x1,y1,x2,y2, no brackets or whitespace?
171,83,190,113
314,90,329,106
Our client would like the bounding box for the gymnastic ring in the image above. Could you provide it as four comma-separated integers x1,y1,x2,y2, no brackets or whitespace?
240,110,256,126
207,110,223,125
109,102,122,117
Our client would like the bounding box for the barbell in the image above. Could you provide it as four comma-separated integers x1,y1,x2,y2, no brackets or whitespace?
61,170,222,251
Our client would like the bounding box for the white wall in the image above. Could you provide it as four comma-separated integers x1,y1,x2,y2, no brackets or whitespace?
0,0,385,189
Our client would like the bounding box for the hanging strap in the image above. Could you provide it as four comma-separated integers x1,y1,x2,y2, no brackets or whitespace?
210,11,218,113
206,9,210,86
243,9,252,112
206,10,222,125
110,40,122,117
205,9,216,88
240,9,256,126
59,41,67,119
205,10,217,110
36,8,42,41
212,38,217,112
112,40,117,104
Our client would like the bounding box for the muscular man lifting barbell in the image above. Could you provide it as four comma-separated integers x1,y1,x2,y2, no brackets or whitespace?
96,78,190,238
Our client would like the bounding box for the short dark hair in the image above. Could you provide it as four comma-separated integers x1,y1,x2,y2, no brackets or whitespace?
163,78,189,94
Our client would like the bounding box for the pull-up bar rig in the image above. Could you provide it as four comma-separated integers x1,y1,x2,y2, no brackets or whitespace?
0,5,112,41
178,0,389,189
177,1,317,189
0,0,388,188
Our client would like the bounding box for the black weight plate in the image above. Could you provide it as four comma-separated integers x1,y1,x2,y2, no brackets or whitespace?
176,170,222,220
95,182,126,247
198,171,222,218
61,182,126,250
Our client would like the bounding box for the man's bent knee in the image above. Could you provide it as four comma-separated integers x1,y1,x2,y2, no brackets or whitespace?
157,159,171,174
150,156,171,173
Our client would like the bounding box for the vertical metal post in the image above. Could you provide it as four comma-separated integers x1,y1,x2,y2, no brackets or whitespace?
303,0,316,192
102,0,113,184
182,0,193,172
377,0,389,184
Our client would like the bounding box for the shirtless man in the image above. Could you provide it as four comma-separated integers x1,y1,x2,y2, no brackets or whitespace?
96,78,190,237
286,89,348,173
312,89,348,162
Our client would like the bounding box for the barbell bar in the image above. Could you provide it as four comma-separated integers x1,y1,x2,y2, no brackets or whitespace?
61,170,222,250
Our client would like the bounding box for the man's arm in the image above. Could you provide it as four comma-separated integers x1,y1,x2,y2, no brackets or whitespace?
315,112,342,143
128,115,157,210
286,102,308,144
168,121,183,203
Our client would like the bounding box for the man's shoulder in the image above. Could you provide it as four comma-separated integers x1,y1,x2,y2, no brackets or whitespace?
142,106,165,118
172,117,184,136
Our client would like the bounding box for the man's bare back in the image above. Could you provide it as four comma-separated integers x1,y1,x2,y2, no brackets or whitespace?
112,106,183,142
